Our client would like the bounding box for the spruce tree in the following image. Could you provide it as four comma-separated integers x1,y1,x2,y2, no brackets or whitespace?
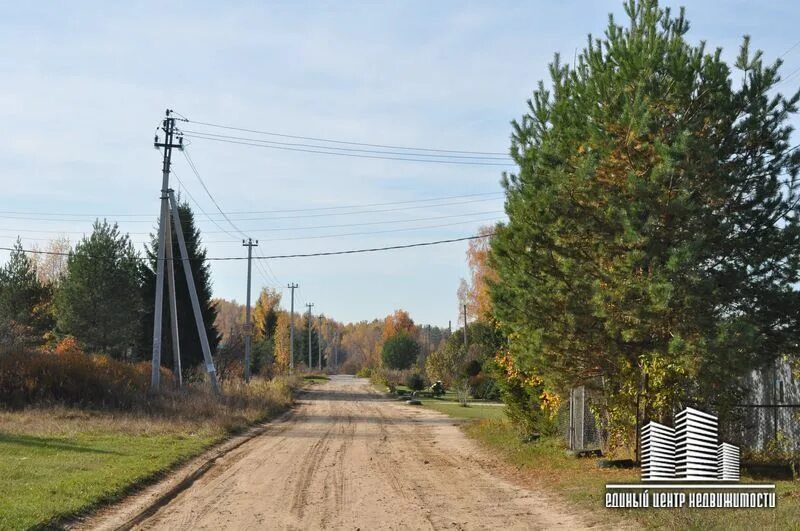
55,222,143,357
142,200,221,373
491,0,800,445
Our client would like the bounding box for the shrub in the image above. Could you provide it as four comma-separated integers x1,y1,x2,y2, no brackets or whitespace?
464,359,483,377
471,374,500,400
355,366,372,378
370,367,405,392
406,371,426,391
0,347,169,409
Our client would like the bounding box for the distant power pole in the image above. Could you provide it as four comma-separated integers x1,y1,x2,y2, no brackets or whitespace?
317,316,324,370
287,283,298,372
333,329,339,370
242,238,258,382
448,320,452,334
462,304,468,353
306,303,314,369
426,325,431,354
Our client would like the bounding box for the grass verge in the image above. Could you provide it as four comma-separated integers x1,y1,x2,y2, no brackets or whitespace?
421,400,506,421
0,375,301,530
464,419,800,530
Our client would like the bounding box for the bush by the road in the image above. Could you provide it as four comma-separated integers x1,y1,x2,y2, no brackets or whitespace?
405,371,426,391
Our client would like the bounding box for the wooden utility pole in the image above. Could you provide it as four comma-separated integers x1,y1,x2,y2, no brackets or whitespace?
242,238,258,382
287,283,298,372
151,109,183,392
306,303,314,369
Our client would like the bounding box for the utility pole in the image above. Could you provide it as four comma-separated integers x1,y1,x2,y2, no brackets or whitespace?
242,238,258,382
306,303,314,369
426,325,431,355
333,329,339,370
151,109,183,392
318,315,324,370
169,190,219,394
448,320,452,335
287,283,298,372
462,304,468,353
165,218,182,388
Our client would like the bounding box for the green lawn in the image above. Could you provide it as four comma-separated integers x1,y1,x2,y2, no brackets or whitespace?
420,400,506,421
465,419,800,530
0,430,218,529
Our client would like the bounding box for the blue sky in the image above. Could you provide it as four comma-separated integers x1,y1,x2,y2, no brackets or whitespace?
1,1,799,327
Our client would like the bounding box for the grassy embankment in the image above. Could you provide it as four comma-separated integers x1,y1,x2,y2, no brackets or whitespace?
0,375,301,530
465,419,800,530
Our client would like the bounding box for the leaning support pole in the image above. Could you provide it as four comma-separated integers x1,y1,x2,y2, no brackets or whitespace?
165,217,183,388
169,190,220,395
150,193,169,392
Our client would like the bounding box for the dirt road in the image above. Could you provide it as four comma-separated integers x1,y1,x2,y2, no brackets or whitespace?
123,376,589,530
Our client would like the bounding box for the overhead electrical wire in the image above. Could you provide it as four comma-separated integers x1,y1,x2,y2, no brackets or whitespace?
180,117,509,157
182,132,512,166
182,148,282,285
249,217,501,243
0,196,504,225
0,210,503,240
180,130,509,161
0,191,504,218
0,232,494,261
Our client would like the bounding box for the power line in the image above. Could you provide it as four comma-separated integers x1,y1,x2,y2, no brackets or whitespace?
0,232,495,261
181,117,509,156
0,194,502,223
780,38,800,59
0,196,504,225
180,130,509,161
0,191,504,218
250,217,500,243
0,215,501,243
183,132,512,166
182,148,249,239
171,170,241,240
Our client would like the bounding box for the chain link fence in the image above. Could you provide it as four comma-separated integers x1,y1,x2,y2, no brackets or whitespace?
559,384,604,452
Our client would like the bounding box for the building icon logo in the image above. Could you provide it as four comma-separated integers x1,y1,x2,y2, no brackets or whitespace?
606,407,775,509
641,407,739,482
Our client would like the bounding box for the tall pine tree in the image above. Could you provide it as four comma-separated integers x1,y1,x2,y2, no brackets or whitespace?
491,0,800,446
142,200,221,374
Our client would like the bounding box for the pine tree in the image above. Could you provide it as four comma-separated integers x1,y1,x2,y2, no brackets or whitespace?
490,0,800,445
55,222,143,357
142,200,221,373
0,239,53,348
